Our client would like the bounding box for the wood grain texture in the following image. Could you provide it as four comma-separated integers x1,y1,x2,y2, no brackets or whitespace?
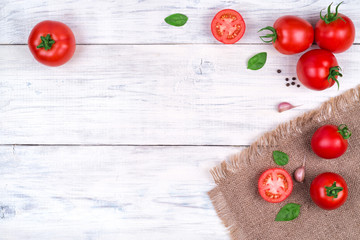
1,0,359,44
0,44,359,145
0,145,241,239
1,1,360,239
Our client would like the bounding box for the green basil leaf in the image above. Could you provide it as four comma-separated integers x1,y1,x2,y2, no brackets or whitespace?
273,150,289,166
247,52,267,70
275,203,301,221
165,13,188,27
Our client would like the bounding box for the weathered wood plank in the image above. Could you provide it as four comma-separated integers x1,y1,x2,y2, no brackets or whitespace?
0,44,358,145
0,145,241,239
1,0,359,44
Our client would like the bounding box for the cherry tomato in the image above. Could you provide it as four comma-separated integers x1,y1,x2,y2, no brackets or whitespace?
310,172,348,210
211,9,246,44
311,124,351,159
259,16,314,55
258,168,293,203
296,49,342,91
28,20,76,67
315,2,355,53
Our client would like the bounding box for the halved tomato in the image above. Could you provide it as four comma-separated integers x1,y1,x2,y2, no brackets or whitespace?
258,168,293,203
211,9,246,44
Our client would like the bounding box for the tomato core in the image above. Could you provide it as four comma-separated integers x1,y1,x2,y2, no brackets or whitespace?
211,9,246,44
258,168,293,203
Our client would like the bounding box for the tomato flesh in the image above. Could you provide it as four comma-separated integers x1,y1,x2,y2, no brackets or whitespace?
211,9,246,44
258,168,293,203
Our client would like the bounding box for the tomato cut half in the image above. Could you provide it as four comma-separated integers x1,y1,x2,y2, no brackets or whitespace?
211,9,246,44
258,168,293,203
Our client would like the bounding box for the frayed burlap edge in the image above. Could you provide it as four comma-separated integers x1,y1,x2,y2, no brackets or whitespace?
208,187,243,238
208,85,360,239
210,85,360,184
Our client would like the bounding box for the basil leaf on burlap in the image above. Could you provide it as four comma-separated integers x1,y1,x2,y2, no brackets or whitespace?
164,13,188,27
273,150,289,166
247,52,267,70
275,203,301,221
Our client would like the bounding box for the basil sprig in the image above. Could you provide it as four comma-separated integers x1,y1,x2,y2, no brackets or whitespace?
247,52,267,70
165,13,188,27
275,203,301,221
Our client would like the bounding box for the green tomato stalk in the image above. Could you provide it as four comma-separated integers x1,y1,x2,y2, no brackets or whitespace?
320,2,346,24
37,34,55,51
328,66,342,90
337,124,351,139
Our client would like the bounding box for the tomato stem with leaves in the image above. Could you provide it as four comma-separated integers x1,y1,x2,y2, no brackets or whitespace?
320,2,345,24
337,124,351,139
327,66,342,90
258,26,277,43
325,181,343,199
37,34,55,51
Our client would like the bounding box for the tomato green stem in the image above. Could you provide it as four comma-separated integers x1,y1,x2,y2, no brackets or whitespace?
320,2,346,24
258,26,277,43
338,124,351,139
327,66,342,90
37,34,55,51
325,181,343,199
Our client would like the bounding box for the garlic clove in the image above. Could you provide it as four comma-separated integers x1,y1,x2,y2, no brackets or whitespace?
278,102,297,113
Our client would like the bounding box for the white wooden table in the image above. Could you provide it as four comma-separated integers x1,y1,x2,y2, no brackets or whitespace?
0,0,359,239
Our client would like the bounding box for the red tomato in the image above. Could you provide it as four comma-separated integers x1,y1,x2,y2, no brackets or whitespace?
259,16,314,55
311,124,351,159
28,20,76,67
211,9,246,44
315,2,355,53
296,49,342,91
310,172,348,210
258,168,293,203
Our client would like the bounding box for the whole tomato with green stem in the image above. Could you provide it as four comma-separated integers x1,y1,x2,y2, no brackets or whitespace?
310,172,348,210
315,2,355,53
258,16,314,55
28,20,76,67
311,124,351,159
296,49,342,90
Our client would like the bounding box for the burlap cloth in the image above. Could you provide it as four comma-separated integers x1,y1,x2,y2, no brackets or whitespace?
208,86,360,240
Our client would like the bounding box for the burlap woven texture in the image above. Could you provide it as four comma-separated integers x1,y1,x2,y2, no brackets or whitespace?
208,86,360,240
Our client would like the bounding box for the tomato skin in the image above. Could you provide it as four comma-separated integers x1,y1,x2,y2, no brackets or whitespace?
211,9,246,44
311,125,348,159
258,168,293,203
272,16,314,55
315,14,355,53
296,49,339,91
310,172,348,210
28,20,76,67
